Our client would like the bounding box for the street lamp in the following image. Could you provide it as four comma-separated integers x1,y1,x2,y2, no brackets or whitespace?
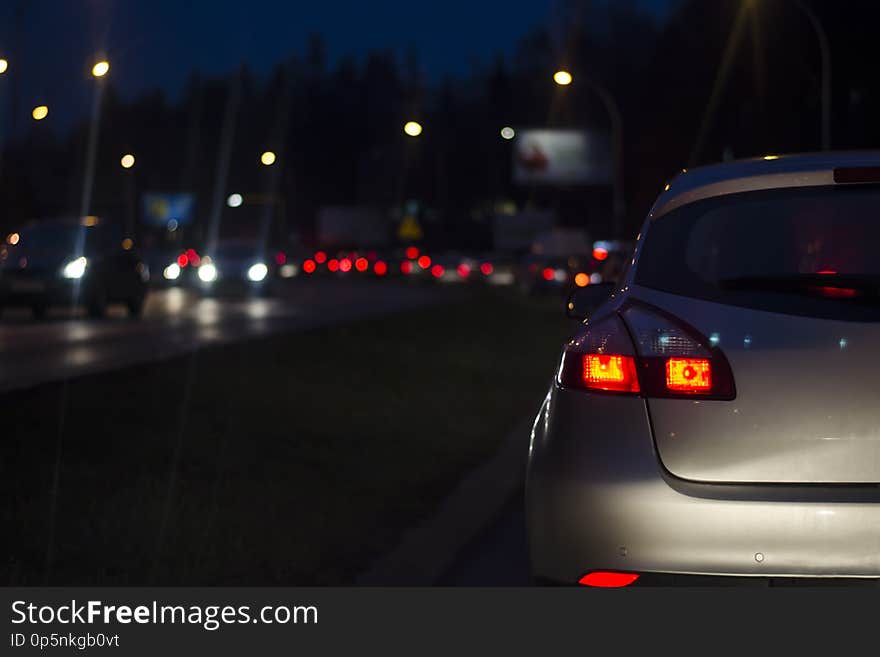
80,58,110,218
0,59,8,75
403,121,423,137
260,151,276,166
120,153,135,169
500,126,515,140
553,70,573,86
32,105,48,121
91,60,110,78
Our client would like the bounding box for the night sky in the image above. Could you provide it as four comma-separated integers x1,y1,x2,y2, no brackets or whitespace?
0,0,670,132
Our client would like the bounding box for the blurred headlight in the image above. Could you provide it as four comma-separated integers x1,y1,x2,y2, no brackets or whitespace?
247,262,268,282
61,257,88,279
280,263,298,278
163,263,181,280
198,263,218,283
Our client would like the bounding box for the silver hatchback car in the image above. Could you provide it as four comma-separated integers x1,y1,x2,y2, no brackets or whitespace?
526,152,880,586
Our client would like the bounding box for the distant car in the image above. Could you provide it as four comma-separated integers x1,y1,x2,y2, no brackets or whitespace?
0,217,148,318
527,152,880,586
196,239,275,295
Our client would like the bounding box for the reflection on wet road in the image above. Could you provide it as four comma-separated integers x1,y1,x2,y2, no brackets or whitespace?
0,281,463,393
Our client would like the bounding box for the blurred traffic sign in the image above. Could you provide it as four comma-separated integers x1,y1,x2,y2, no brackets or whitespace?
142,193,196,228
397,214,423,241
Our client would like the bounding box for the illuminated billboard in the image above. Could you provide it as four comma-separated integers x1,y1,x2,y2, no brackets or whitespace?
513,129,612,185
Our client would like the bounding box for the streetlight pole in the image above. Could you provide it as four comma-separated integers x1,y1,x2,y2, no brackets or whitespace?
557,72,626,238
793,0,831,150
79,60,110,218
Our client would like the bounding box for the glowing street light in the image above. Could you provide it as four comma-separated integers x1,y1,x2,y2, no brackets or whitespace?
227,193,243,208
403,121,423,137
260,151,276,166
91,60,110,78
32,105,48,121
120,153,135,169
500,126,515,140
0,59,8,75
553,70,573,86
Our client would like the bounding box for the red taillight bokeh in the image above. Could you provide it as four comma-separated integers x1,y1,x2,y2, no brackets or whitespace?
327,258,340,272
583,355,641,393
431,264,444,278
480,263,494,276
355,257,369,272
315,251,328,264
418,255,431,269
339,258,353,273
177,253,188,267
275,252,287,265
374,261,388,276
457,263,471,278
666,358,712,392
405,246,419,260
303,259,316,274
593,247,609,261
401,261,413,275
542,268,555,281
578,571,640,588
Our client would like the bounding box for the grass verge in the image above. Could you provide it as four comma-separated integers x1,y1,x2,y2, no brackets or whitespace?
0,289,572,585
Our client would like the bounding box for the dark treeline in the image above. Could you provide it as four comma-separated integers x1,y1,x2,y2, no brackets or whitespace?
0,0,877,249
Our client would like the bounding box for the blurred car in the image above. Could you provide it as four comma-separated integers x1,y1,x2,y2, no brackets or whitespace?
516,228,593,295
196,239,275,295
0,217,148,318
527,152,880,586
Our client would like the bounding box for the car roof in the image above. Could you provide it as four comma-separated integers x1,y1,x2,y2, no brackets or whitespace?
650,150,880,219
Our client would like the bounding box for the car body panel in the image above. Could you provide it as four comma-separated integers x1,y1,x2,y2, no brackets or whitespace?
526,387,880,583
631,285,880,483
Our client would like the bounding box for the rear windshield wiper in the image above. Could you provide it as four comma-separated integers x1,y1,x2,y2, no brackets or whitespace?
718,274,880,300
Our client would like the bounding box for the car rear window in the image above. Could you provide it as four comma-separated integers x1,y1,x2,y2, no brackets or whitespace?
635,186,880,320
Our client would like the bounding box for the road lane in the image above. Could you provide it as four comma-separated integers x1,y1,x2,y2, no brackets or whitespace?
0,280,464,393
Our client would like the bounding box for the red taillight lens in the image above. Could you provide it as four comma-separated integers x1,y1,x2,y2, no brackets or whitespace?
583,355,640,393
666,358,712,392
177,253,188,267
327,259,340,272
374,261,387,276
578,571,640,588
355,257,369,272
314,251,327,264
303,259,316,274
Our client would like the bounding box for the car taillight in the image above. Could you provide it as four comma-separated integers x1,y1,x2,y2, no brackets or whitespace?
557,314,640,394
558,303,735,400
621,302,735,399
583,354,640,393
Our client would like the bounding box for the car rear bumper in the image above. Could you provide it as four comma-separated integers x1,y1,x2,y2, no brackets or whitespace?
526,387,880,584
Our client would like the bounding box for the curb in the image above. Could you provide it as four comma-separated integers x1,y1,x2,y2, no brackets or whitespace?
356,415,533,586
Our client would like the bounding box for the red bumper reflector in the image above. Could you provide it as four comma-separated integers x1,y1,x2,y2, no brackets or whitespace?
579,571,640,588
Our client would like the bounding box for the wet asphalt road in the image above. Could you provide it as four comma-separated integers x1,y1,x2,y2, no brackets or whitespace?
0,279,464,393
